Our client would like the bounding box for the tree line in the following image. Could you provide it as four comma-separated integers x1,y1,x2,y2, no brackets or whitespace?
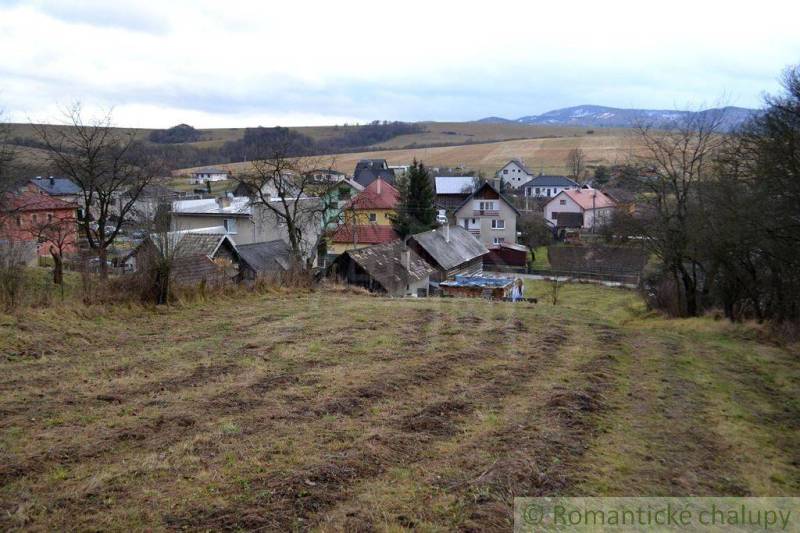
612,64,800,322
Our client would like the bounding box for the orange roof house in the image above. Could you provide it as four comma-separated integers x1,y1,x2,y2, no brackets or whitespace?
330,178,400,254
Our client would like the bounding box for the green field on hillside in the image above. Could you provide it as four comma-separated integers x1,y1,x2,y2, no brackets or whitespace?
1,282,798,530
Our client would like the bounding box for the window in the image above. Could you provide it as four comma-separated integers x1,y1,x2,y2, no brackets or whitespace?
551,212,557,220
478,201,495,211
503,169,508,174
491,219,505,230
547,189,551,196
535,187,540,195
559,199,566,205
223,218,237,234
47,213,53,222
368,213,377,223
493,237,505,244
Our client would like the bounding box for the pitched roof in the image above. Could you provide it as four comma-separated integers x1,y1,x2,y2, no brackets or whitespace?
410,225,488,270
3,191,78,211
29,176,81,196
520,175,578,188
346,178,399,210
343,239,434,292
237,240,293,273
434,176,475,195
353,167,396,188
559,189,616,210
330,224,398,245
192,166,228,175
501,159,532,174
455,181,521,216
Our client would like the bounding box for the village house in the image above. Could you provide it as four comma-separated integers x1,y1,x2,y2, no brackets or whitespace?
519,175,579,198
171,196,255,244
352,159,396,188
28,176,82,204
495,159,533,189
543,188,616,230
190,167,230,184
453,181,520,246
329,178,399,254
434,176,475,221
408,224,487,282
128,231,241,287
236,239,294,281
252,197,326,266
307,169,348,183
0,191,79,258
329,239,434,297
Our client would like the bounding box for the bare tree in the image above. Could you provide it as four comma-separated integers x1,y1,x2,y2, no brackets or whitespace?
234,144,342,269
630,110,726,316
33,104,161,278
26,211,77,289
565,147,586,179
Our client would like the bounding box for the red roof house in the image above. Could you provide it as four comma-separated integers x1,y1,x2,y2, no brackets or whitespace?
1,192,79,256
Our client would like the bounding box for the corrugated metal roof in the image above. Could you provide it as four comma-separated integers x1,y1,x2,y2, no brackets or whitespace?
434,177,475,195
171,197,251,215
410,225,488,270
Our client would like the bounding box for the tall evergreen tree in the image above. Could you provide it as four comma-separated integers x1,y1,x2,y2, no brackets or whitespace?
391,160,437,238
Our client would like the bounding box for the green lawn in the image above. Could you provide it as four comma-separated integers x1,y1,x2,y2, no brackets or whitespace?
1,282,798,530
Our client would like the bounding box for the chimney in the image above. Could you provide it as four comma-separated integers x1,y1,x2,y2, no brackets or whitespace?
445,223,450,243
216,196,231,209
401,248,411,271
49,176,55,186
376,179,382,194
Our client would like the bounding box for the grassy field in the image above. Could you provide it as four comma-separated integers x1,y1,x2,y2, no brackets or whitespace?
1,282,798,530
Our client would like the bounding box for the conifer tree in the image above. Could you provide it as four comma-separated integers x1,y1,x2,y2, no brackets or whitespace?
391,159,437,238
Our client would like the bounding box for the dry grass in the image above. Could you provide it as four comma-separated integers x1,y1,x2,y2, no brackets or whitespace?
179,131,643,177
1,282,798,530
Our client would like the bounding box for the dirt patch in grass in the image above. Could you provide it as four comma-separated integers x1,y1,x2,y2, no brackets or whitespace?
400,400,474,436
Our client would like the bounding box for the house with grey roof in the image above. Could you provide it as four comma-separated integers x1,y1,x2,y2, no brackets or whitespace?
171,196,255,244
329,239,434,297
128,231,241,287
408,224,488,282
519,175,579,198
191,167,230,184
237,239,294,281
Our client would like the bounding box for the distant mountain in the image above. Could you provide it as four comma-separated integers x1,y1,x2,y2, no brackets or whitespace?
476,116,515,124
481,105,759,131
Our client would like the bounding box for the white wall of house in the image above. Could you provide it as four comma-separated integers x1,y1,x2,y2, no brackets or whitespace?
544,192,615,229
496,161,531,189
192,172,229,183
171,214,257,244
455,198,517,246
524,184,575,198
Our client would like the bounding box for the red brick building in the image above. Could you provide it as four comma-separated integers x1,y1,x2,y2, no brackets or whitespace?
1,192,79,257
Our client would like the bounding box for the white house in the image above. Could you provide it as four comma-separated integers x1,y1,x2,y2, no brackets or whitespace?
544,189,616,230
520,175,579,198
191,167,230,184
453,181,520,246
495,159,533,189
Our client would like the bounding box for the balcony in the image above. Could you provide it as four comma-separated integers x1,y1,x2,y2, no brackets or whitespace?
472,209,498,217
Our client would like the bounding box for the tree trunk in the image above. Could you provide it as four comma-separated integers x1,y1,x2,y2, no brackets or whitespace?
680,268,698,317
98,246,109,279
50,249,63,285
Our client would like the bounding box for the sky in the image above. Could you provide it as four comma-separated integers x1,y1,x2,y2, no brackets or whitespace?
1,0,798,128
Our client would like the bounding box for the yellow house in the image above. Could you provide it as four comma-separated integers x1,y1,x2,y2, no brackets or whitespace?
330,179,400,254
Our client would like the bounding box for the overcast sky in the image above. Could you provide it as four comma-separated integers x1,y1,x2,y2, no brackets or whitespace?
1,0,798,128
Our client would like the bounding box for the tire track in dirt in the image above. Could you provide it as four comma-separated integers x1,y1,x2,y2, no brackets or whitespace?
621,336,750,495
